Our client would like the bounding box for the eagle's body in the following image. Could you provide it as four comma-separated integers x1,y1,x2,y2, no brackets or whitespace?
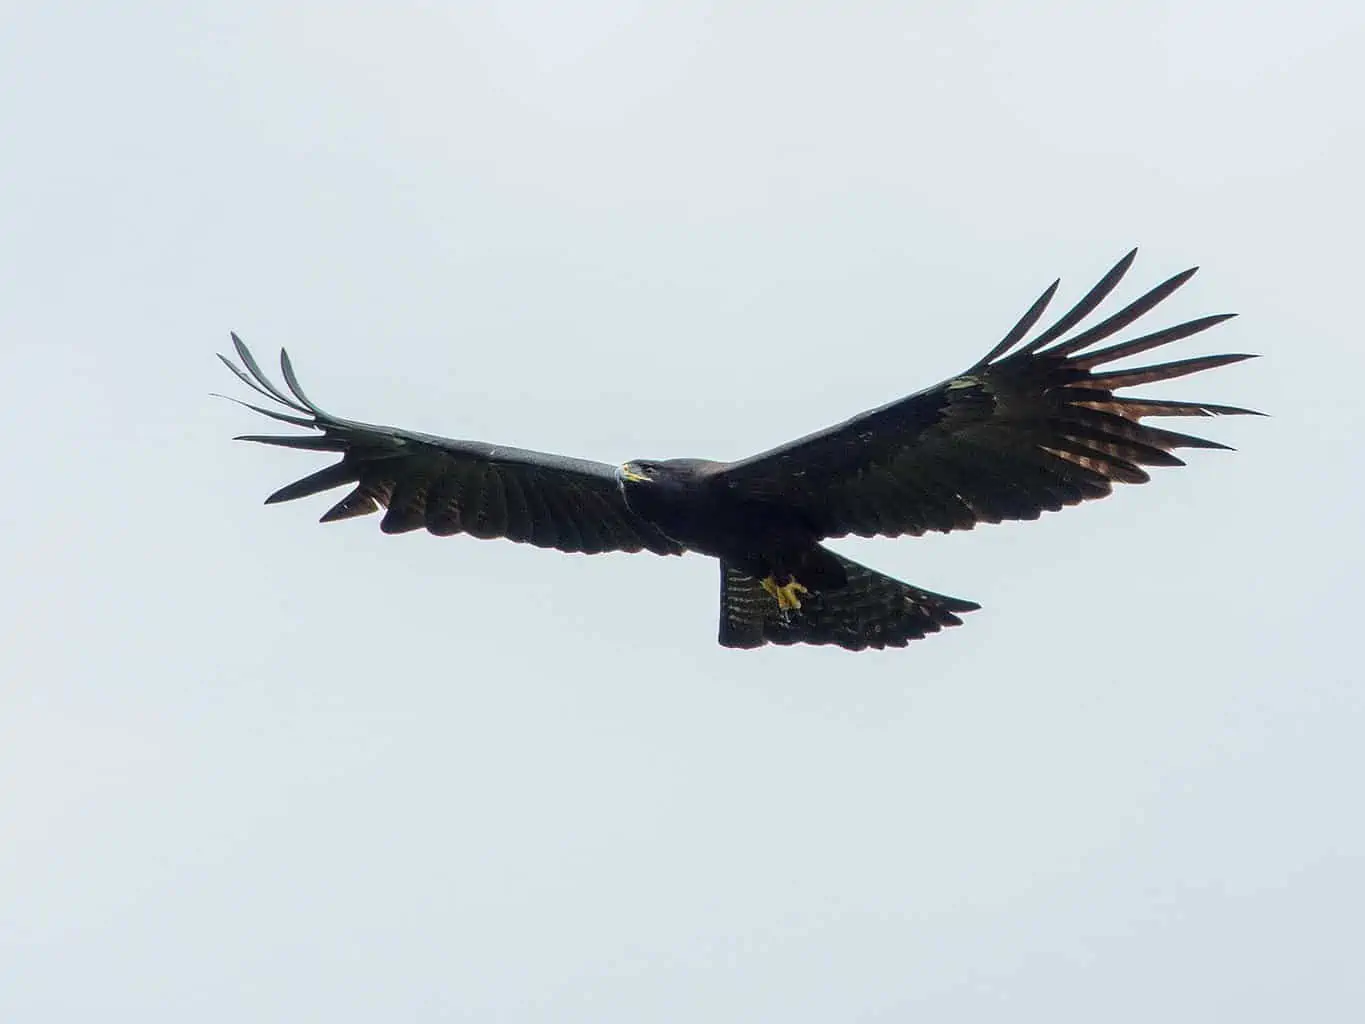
221,251,1257,650
616,459,834,579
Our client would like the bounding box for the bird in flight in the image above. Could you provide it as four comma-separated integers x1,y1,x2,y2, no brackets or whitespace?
221,250,1257,650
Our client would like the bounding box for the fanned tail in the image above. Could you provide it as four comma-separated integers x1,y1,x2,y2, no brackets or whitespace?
718,549,979,651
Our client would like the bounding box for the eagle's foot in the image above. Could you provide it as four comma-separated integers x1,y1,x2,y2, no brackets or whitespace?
760,575,810,613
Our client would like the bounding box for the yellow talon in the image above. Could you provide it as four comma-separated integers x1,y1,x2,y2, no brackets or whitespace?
760,575,810,611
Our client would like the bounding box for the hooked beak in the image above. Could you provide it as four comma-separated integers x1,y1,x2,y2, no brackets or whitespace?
618,463,650,484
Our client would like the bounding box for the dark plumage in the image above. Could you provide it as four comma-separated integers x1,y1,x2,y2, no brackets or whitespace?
221,250,1258,650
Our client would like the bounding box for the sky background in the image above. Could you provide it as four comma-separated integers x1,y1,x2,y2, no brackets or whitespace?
2,2,1362,1020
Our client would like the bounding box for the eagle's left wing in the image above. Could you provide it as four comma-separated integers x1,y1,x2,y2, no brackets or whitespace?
711,250,1260,539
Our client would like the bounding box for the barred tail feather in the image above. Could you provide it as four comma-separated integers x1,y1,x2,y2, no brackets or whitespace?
718,550,980,651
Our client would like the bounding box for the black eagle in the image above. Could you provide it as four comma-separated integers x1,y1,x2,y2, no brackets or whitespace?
221,251,1257,650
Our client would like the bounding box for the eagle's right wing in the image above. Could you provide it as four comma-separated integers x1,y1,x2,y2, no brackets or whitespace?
220,336,684,556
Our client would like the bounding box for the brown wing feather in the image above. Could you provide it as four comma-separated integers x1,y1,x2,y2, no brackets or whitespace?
713,252,1260,540
221,336,683,556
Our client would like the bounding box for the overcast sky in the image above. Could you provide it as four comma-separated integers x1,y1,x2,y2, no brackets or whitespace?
3,2,1362,1020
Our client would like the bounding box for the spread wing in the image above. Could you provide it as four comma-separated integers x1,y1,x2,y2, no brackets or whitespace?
713,250,1260,538
219,336,684,556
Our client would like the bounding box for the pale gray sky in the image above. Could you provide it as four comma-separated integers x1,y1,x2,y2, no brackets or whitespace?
2,2,1361,1020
